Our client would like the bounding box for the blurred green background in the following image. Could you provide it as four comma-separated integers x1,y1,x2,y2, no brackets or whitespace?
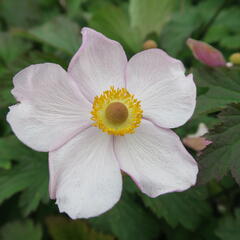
0,0,240,239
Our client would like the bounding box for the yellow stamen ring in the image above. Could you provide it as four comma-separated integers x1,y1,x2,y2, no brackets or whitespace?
91,87,143,136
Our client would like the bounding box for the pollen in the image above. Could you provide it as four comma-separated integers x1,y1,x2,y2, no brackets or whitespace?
91,86,143,136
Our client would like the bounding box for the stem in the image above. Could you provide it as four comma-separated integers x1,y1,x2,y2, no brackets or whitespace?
197,0,227,40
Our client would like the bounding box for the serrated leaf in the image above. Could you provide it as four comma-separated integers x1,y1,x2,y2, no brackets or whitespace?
197,104,240,185
0,220,42,240
89,4,141,54
129,0,176,38
164,219,219,240
29,16,80,55
194,67,240,115
0,136,49,215
46,216,114,240
215,209,240,240
90,192,160,240
140,187,211,230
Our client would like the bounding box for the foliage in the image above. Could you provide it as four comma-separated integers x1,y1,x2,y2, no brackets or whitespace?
0,136,49,216
140,186,211,230
0,220,42,240
194,66,240,115
215,209,240,240
90,190,160,240
46,216,114,240
0,0,240,240
198,104,240,185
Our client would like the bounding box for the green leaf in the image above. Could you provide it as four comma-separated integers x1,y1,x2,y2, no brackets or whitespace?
220,34,240,50
0,220,42,240
160,7,201,56
90,192,160,240
0,88,15,109
164,220,219,240
129,0,176,38
89,4,141,54
160,0,225,56
29,16,81,55
0,136,49,215
175,114,220,139
0,32,31,64
198,104,240,185
0,0,41,28
65,0,86,18
215,209,240,240
18,157,49,216
46,216,114,240
204,8,240,50
194,67,240,115
0,136,30,169
123,175,140,194
140,187,211,230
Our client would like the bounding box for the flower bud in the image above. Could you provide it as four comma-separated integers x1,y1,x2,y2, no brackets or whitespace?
143,40,157,50
229,53,240,65
183,123,212,152
183,137,212,152
187,38,226,67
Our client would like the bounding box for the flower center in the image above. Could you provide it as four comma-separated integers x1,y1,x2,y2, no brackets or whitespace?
105,102,128,124
91,86,143,136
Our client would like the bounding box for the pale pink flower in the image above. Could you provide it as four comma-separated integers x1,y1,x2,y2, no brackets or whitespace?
7,28,198,219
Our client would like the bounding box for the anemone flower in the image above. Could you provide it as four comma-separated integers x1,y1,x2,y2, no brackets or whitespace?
7,28,198,219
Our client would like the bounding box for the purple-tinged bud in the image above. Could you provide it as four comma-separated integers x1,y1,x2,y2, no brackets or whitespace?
187,38,226,67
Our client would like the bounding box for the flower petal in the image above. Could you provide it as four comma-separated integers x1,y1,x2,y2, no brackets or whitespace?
187,123,208,138
68,27,127,101
126,49,196,129
49,127,122,219
7,63,92,152
114,119,198,197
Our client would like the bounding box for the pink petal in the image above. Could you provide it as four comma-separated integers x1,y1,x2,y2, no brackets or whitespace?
187,38,226,67
7,63,92,152
68,27,128,102
49,127,122,219
114,119,198,197
126,49,196,129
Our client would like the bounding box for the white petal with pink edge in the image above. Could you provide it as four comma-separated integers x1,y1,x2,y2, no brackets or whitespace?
7,63,92,152
49,126,122,219
114,119,198,198
126,49,196,129
68,27,127,102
